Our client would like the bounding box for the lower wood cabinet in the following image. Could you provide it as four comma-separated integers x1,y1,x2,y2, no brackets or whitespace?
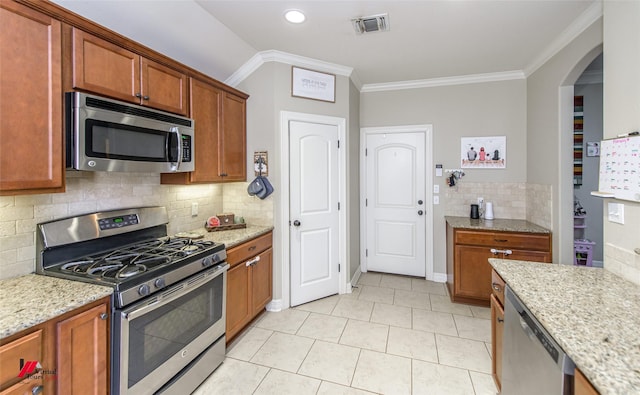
490,269,505,392
226,232,273,342
57,302,109,395
0,297,109,395
446,224,551,306
575,368,600,395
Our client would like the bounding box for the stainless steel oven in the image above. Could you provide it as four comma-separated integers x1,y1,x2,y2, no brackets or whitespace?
114,264,227,395
36,207,227,395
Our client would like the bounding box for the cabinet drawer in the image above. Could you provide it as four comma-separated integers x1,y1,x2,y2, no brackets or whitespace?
491,270,506,306
456,230,550,251
0,330,43,387
227,232,272,267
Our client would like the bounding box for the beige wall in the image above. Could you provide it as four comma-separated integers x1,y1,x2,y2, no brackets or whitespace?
237,61,357,305
601,1,640,284
526,18,603,264
360,79,527,276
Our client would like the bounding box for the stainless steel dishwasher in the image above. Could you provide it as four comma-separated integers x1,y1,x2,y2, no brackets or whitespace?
502,286,575,395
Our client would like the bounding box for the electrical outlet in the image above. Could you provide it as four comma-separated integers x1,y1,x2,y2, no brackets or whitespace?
477,197,484,208
191,202,199,216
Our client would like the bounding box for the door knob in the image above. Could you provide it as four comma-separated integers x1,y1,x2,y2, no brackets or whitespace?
293,220,301,226
417,200,423,205
418,210,424,215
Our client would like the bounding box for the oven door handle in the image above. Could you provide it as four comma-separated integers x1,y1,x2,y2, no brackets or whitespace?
121,263,228,321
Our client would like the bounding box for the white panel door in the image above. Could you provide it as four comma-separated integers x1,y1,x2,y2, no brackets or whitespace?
290,120,340,306
365,132,426,276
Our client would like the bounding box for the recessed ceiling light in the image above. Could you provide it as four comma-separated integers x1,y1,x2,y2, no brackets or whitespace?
284,9,306,24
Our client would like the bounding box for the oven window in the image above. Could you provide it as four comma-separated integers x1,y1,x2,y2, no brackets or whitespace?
86,120,168,161
127,274,223,388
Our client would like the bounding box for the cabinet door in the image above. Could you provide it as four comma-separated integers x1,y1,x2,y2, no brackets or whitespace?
490,294,504,392
454,245,493,301
189,78,222,182
226,262,251,341
251,248,273,315
72,28,140,104
141,58,188,116
57,302,108,395
0,1,63,194
220,92,246,181
575,368,600,395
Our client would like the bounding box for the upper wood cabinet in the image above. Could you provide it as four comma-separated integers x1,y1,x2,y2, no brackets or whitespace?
72,28,188,116
161,78,247,184
0,0,64,195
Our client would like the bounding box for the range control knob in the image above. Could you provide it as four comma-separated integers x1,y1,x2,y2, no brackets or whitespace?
154,278,166,289
138,284,150,296
202,256,214,267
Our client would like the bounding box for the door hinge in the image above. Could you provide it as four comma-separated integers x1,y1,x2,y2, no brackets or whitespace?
365,148,368,156
365,198,368,207
366,249,368,257
338,202,341,210
338,140,340,149
338,264,341,272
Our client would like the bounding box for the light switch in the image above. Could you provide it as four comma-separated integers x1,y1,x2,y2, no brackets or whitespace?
608,202,624,224
433,196,440,205
434,185,440,194
191,202,199,216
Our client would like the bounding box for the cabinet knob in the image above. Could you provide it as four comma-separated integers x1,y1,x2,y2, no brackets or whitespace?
135,93,142,98
143,95,149,100
497,317,504,323
245,256,261,267
491,283,502,292
32,385,43,395
220,173,228,177
100,313,108,320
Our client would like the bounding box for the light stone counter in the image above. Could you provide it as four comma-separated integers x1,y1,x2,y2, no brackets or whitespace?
186,225,274,249
445,216,551,233
0,274,113,339
490,258,640,395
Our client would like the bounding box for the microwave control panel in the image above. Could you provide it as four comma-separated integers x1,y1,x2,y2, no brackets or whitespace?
182,135,192,162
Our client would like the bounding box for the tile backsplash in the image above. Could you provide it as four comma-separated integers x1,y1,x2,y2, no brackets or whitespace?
0,172,224,280
444,182,527,219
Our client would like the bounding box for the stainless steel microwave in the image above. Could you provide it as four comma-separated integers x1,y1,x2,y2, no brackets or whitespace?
65,92,194,173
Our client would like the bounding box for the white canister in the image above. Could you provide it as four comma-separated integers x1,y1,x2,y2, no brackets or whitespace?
485,202,494,220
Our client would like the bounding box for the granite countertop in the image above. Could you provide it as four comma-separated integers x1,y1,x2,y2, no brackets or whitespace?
187,225,273,249
445,216,551,234
0,274,113,340
490,259,640,395
0,226,272,341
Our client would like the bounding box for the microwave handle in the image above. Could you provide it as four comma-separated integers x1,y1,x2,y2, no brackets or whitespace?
170,127,183,172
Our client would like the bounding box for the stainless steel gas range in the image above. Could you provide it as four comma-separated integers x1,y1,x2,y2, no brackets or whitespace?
36,206,228,395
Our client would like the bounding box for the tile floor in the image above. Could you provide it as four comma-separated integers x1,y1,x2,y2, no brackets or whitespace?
193,272,498,395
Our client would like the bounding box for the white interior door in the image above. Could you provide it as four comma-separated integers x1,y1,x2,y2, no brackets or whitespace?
290,120,340,306
365,131,426,277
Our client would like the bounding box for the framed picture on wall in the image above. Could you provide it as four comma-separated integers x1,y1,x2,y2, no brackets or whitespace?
461,136,506,169
291,66,336,102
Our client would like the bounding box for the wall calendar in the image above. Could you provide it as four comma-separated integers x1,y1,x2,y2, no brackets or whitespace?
596,135,640,202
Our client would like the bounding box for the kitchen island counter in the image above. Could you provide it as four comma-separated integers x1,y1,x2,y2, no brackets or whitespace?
0,274,113,339
490,258,640,395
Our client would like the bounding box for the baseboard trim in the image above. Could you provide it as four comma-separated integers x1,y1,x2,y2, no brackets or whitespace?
430,272,447,283
266,299,283,312
349,265,362,291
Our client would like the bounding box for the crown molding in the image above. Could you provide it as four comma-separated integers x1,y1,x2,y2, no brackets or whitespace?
524,1,603,77
225,49,360,89
360,70,526,92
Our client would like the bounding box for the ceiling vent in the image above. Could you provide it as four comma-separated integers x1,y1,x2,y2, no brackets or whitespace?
352,13,389,34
